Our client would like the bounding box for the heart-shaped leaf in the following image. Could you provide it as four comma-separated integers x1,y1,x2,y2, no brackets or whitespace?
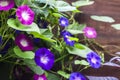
91,15,115,23
14,46,34,59
72,1,94,7
7,19,40,34
111,24,120,30
66,43,92,58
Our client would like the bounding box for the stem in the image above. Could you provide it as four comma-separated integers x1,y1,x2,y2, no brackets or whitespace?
55,54,69,62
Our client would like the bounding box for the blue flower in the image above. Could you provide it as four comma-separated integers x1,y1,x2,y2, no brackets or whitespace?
87,52,101,68
62,31,75,46
34,48,55,70
69,72,86,80
59,17,69,27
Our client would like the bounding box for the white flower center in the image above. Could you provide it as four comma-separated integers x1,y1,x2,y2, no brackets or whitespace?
87,30,93,35
75,77,81,80
38,77,44,80
22,11,30,21
0,1,9,7
20,39,28,47
40,56,49,64
61,20,66,25
91,58,97,64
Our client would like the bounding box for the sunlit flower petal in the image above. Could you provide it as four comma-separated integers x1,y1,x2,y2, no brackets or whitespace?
16,5,35,25
34,48,55,70
0,0,14,11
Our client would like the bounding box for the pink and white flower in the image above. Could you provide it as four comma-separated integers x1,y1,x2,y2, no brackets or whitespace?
83,27,97,39
0,0,15,11
16,5,35,25
33,74,47,80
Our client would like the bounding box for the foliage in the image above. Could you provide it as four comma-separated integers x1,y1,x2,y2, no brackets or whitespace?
0,0,105,80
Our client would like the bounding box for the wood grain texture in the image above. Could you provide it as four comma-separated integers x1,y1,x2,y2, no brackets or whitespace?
67,0,120,54
67,0,120,78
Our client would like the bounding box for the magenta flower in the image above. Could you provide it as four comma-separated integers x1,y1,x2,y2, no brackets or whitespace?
34,48,55,70
33,74,47,80
83,27,97,38
0,0,15,11
16,5,35,25
15,34,33,51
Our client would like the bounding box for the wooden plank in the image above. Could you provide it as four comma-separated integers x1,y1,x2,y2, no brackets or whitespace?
67,0,120,55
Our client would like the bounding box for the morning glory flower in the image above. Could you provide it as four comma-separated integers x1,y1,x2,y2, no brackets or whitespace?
62,31,75,46
87,52,101,68
69,72,86,80
34,48,55,70
59,17,69,27
16,5,35,25
15,34,33,51
0,0,15,11
83,27,97,38
33,74,47,80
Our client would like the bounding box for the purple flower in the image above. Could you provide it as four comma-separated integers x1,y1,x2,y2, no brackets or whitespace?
16,5,35,25
15,34,33,51
62,31,75,46
69,72,86,80
34,48,55,70
87,52,101,68
83,27,97,38
59,17,69,27
33,74,47,80
0,0,15,11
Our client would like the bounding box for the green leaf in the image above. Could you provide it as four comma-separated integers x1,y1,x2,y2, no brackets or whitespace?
55,1,76,12
74,60,89,65
24,59,44,75
111,24,120,30
66,23,86,34
47,73,60,80
34,0,56,6
40,29,53,38
14,46,34,59
66,43,92,58
68,37,79,42
31,32,56,42
57,70,70,79
14,0,24,6
7,19,40,34
72,1,94,7
52,13,63,18
91,15,115,23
